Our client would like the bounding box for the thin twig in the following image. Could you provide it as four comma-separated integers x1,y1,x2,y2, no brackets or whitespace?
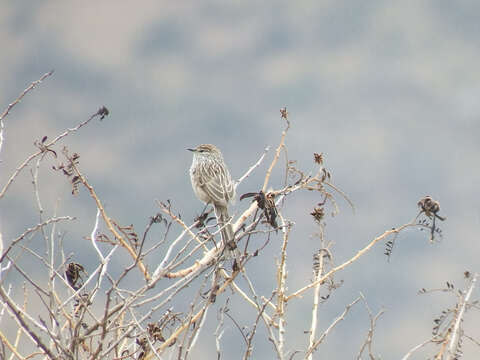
324,181,355,213
446,272,478,359
214,300,227,359
0,106,105,199
243,292,276,360
68,156,149,280
356,292,384,360
305,297,361,358
401,338,435,360
157,200,208,249
0,216,75,264
0,70,54,123
0,330,23,360
287,221,417,301
224,271,274,325
262,112,290,192
0,286,55,358
236,146,269,186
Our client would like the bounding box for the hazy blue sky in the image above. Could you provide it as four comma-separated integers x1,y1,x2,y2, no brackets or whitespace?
1,1,480,358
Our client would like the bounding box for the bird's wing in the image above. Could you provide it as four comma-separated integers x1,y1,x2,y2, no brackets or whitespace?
199,161,235,205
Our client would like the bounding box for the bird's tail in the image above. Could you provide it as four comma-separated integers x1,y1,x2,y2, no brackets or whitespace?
214,205,240,261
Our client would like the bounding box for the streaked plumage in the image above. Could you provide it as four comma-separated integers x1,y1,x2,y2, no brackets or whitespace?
188,144,236,249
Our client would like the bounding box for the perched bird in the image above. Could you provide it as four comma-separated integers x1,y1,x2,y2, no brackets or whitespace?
188,144,236,251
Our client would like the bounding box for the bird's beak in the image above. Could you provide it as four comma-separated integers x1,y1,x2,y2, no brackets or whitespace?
187,148,196,152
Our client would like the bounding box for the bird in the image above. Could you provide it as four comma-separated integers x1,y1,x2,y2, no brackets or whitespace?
188,144,236,252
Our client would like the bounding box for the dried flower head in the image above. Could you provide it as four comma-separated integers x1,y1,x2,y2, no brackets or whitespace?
314,152,324,165
147,323,165,342
97,106,109,120
311,206,325,223
65,262,86,289
417,196,440,217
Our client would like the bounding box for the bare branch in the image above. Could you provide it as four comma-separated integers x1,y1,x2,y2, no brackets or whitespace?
0,106,106,199
356,292,384,360
0,216,75,265
66,152,149,280
287,221,418,301
236,146,269,186
401,339,435,360
0,286,55,358
0,71,54,123
305,297,361,358
262,109,290,192
446,272,478,359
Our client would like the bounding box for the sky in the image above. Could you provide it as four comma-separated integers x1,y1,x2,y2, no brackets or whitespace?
1,1,480,358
